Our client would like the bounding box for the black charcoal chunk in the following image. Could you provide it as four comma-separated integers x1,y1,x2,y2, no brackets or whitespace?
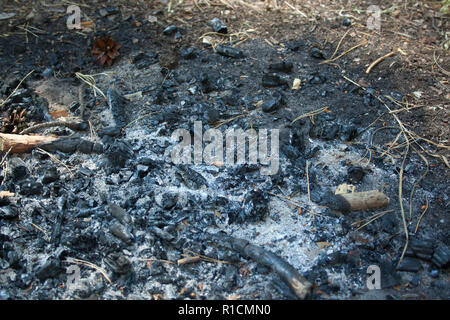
432,244,450,268
216,45,244,58
209,18,227,34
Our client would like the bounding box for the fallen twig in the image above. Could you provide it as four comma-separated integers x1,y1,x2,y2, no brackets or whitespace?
366,48,398,75
197,229,312,299
19,120,87,135
0,70,34,109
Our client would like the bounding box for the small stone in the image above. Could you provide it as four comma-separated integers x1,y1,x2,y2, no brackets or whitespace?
0,289,10,300
42,68,53,78
163,25,178,36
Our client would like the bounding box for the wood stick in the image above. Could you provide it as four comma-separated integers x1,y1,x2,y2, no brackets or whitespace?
366,48,398,75
177,255,201,266
0,133,57,153
326,190,390,213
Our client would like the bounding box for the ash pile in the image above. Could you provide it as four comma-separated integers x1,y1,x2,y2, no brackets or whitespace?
0,38,448,300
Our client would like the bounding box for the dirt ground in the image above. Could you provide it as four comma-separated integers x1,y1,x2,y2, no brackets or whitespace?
0,0,448,300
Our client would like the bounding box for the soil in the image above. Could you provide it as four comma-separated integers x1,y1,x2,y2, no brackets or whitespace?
0,0,448,300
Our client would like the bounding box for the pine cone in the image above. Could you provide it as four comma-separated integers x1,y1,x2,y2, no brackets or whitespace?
91,36,121,66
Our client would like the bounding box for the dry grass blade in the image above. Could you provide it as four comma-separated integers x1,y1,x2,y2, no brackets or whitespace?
75,72,107,100
36,147,74,178
64,257,112,284
320,40,368,65
0,70,34,109
306,160,314,219
291,106,330,125
366,48,398,75
184,249,233,264
352,210,394,232
284,2,308,18
414,196,428,234
433,51,450,77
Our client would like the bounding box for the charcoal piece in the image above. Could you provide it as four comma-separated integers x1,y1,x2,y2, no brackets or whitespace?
148,260,165,276
379,261,401,288
39,137,103,154
209,18,227,34
197,72,215,93
408,238,434,261
262,74,287,87
310,47,325,59
397,257,422,272
149,226,175,242
216,45,244,58
107,88,128,128
105,140,133,169
341,125,358,141
107,203,132,225
347,166,365,184
0,206,18,220
432,245,450,268
104,252,132,275
200,230,312,299
239,190,269,223
6,157,28,181
268,61,293,73
98,126,122,137
110,222,134,244
180,46,196,59
176,165,207,189
42,167,59,184
99,7,119,17
19,180,43,196
35,258,62,281
136,164,149,178
262,92,284,113
156,192,178,210
51,210,65,245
